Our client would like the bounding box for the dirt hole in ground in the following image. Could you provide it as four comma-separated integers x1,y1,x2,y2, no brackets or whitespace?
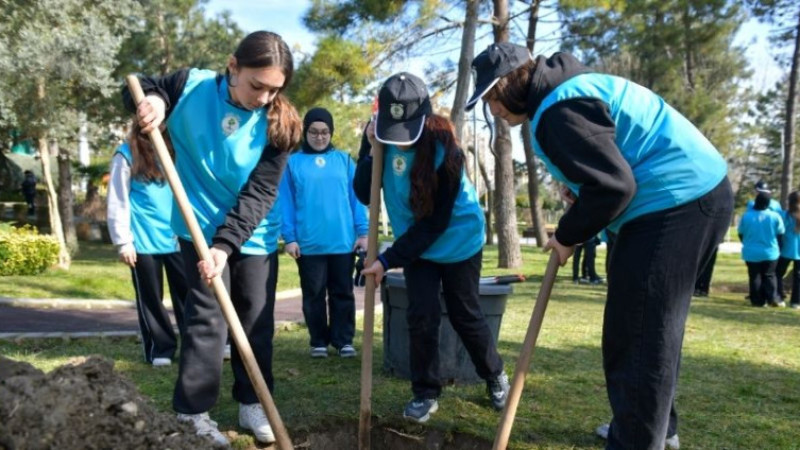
293,424,491,450
0,355,491,449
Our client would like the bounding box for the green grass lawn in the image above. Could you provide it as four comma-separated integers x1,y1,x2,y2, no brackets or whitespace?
0,241,301,299
2,246,800,449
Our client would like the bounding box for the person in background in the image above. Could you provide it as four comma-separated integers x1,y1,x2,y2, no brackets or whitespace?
694,247,718,297
356,72,510,423
107,121,188,368
572,241,584,283
747,180,782,212
738,192,785,307
280,107,368,358
776,190,800,309
21,170,36,215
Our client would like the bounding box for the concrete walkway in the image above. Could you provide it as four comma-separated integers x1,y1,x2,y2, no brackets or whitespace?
0,287,380,340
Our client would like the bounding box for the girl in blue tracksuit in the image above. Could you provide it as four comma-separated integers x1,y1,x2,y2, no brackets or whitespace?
468,43,733,450
280,107,368,358
738,193,786,307
122,31,301,446
355,73,509,424
107,121,187,367
776,191,800,308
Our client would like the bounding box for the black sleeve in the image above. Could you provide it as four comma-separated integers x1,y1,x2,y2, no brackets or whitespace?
211,145,289,255
380,160,461,269
122,69,191,118
353,130,374,205
535,98,636,246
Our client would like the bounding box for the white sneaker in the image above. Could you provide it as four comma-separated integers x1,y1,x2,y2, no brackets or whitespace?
310,346,328,358
595,423,610,439
152,357,171,367
177,412,228,446
238,403,275,444
595,423,679,449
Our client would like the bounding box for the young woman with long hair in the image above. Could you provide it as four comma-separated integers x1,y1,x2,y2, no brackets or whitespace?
107,120,187,368
123,30,301,445
468,43,734,449
355,73,509,423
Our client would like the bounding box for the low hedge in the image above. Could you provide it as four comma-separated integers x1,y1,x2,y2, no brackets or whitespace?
0,225,59,276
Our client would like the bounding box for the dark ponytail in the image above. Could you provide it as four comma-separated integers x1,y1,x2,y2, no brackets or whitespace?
228,31,301,152
268,93,302,151
409,114,464,220
129,120,173,184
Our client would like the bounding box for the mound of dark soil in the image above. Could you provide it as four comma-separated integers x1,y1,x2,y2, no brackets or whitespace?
0,355,220,450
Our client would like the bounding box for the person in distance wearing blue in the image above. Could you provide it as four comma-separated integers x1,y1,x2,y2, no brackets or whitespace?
280,107,368,359
107,120,188,368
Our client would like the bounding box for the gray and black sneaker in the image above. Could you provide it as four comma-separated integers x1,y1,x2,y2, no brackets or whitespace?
339,345,357,358
486,371,510,411
402,398,438,423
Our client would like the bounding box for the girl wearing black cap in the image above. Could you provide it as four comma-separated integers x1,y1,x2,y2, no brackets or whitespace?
280,107,368,358
354,72,509,424
468,43,734,449
122,30,301,445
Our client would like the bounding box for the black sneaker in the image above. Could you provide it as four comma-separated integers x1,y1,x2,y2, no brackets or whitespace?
486,371,510,411
402,398,438,423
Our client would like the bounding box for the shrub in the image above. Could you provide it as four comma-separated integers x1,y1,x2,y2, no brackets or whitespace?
0,225,59,276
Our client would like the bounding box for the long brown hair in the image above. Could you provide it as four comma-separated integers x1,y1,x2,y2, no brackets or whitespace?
788,191,800,232
485,59,537,115
128,121,173,184
228,31,301,152
409,114,464,220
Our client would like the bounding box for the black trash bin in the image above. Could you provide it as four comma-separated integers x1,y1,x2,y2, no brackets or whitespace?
381,272,512,384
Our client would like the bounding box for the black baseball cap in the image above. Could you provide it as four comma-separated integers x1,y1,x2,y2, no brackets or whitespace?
466,42,532,111
755,180,771,194
375,72,432,146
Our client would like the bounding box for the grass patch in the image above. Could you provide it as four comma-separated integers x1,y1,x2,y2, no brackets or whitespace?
2,246,799,448
0,241,301,300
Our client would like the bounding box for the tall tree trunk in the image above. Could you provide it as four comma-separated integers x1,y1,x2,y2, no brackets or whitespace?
522,0,547,247
491,0,521,267
486,189,494,246
521,126,547,246
156,5,172,75
36,79,70,268
57,142,77,253
781,7,800,208
682,2,695,90
450,0,478,144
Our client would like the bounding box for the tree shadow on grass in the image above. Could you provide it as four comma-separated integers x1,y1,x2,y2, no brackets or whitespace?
688,294,800,328
490,341,800,449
